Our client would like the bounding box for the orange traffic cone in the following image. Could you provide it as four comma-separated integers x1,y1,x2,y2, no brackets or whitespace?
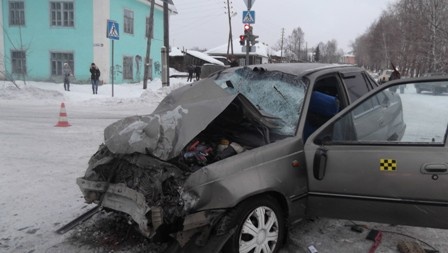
55,102,71,127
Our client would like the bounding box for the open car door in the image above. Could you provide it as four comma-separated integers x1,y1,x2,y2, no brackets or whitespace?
304,78,448,229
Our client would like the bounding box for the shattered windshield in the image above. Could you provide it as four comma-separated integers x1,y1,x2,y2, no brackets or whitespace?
211,67,307,136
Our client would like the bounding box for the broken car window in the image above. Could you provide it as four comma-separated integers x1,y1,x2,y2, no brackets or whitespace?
211,67,307,136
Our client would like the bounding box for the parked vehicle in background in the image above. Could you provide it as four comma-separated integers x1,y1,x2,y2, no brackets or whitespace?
76,64,448,253
415,73,448,94
378,69,394,84
369,71,379,82
415,81,448,94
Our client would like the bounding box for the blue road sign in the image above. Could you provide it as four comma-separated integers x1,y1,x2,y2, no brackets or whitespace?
242,11,255,24
107,20,120,40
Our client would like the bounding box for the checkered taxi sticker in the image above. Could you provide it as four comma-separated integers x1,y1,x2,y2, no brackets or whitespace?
380,159,397,171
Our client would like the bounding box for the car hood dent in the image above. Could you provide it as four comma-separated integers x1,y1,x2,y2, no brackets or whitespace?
104,79,240,160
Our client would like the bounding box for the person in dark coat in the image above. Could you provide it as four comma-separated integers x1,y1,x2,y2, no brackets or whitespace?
90,63,101,94
187,65,194,82
194,65,201,81
388,63,401,93
230,58,239,67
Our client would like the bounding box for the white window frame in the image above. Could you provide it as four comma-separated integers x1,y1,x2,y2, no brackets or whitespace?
11,50,27,74
51,52,74,76
9,1,25,26
50,1,74,27
124,9,134,34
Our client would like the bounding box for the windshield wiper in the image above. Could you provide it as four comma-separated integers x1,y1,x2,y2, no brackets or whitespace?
274,86,288,102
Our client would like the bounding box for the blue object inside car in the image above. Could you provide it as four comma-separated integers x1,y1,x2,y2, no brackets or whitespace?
304,91,339,141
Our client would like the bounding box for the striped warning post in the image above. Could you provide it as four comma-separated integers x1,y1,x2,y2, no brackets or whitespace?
55,102,71,127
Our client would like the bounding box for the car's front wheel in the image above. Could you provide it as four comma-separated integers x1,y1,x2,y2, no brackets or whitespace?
218,195,286,253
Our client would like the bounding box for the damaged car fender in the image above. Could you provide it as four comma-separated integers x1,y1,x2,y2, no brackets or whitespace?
182,136,308,219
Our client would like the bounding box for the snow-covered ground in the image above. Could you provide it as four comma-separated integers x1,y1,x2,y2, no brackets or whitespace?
1,78,447,253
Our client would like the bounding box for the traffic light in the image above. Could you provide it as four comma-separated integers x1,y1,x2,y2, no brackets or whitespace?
239,35,246,46
249,34,259,45
244,24,252,35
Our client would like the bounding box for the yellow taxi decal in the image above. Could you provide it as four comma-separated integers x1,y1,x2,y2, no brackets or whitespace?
380,159,397,171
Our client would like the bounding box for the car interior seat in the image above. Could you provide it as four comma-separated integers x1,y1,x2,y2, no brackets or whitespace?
304,91,340,141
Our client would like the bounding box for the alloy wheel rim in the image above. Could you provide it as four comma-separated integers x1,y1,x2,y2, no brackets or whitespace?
239,206,279,253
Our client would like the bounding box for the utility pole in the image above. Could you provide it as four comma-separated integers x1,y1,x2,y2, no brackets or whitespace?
305,42,308,62
245,25,250,65
143,0,155,89
280,28,285,62
163,0,170,86
241,0,257,66
225,0,234,57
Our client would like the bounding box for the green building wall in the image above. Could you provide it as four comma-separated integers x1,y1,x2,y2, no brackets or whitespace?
1,0,165,84
109,0,164,83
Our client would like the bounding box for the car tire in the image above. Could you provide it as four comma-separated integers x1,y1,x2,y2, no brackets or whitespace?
217,195,286,253
416,87,422,94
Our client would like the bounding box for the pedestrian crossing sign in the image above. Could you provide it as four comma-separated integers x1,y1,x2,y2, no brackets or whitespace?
107,20,120,40
242,11,255,24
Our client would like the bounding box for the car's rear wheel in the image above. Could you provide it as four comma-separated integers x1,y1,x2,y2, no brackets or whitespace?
218,195,286,253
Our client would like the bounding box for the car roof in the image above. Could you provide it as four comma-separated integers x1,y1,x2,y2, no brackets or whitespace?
228,63,362,78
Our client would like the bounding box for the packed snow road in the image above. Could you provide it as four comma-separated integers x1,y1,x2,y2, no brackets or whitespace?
1,82,447,253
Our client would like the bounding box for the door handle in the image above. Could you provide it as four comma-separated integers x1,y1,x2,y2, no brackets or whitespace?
421,163,448,174
313,148,328,180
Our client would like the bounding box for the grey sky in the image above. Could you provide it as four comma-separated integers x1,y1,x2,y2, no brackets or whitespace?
170,0,397,52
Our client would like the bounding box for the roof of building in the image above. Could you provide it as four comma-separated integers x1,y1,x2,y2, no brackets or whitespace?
186,50,225,66
170,47,184,57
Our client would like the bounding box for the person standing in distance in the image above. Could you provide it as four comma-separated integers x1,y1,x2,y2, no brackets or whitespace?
90,63,101,94
187,65,194,82
194,65,201,81
63,62,72,91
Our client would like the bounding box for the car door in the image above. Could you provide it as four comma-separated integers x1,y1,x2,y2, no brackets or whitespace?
304,78,448,229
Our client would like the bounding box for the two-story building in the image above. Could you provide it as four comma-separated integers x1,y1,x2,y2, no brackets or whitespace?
0,0,176,84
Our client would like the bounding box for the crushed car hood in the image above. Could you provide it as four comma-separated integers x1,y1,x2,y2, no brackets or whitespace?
103,79,276,161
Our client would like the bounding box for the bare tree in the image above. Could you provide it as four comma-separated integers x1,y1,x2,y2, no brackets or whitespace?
286,27,305,62
353,0,448,75
1,20,29,88
274,26,344,63
316,40,342,63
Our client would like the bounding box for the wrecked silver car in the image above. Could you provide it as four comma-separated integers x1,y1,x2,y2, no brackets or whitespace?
77,64,448,253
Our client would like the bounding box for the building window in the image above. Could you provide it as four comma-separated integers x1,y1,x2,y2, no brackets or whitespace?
9,1,25,26
124,9,134,34
50,1,74,27
51,52,74,76
11,50,27,74
123,56,133,79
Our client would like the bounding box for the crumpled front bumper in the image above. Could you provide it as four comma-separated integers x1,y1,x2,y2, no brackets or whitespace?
76,177,226,247
77,177,153,236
